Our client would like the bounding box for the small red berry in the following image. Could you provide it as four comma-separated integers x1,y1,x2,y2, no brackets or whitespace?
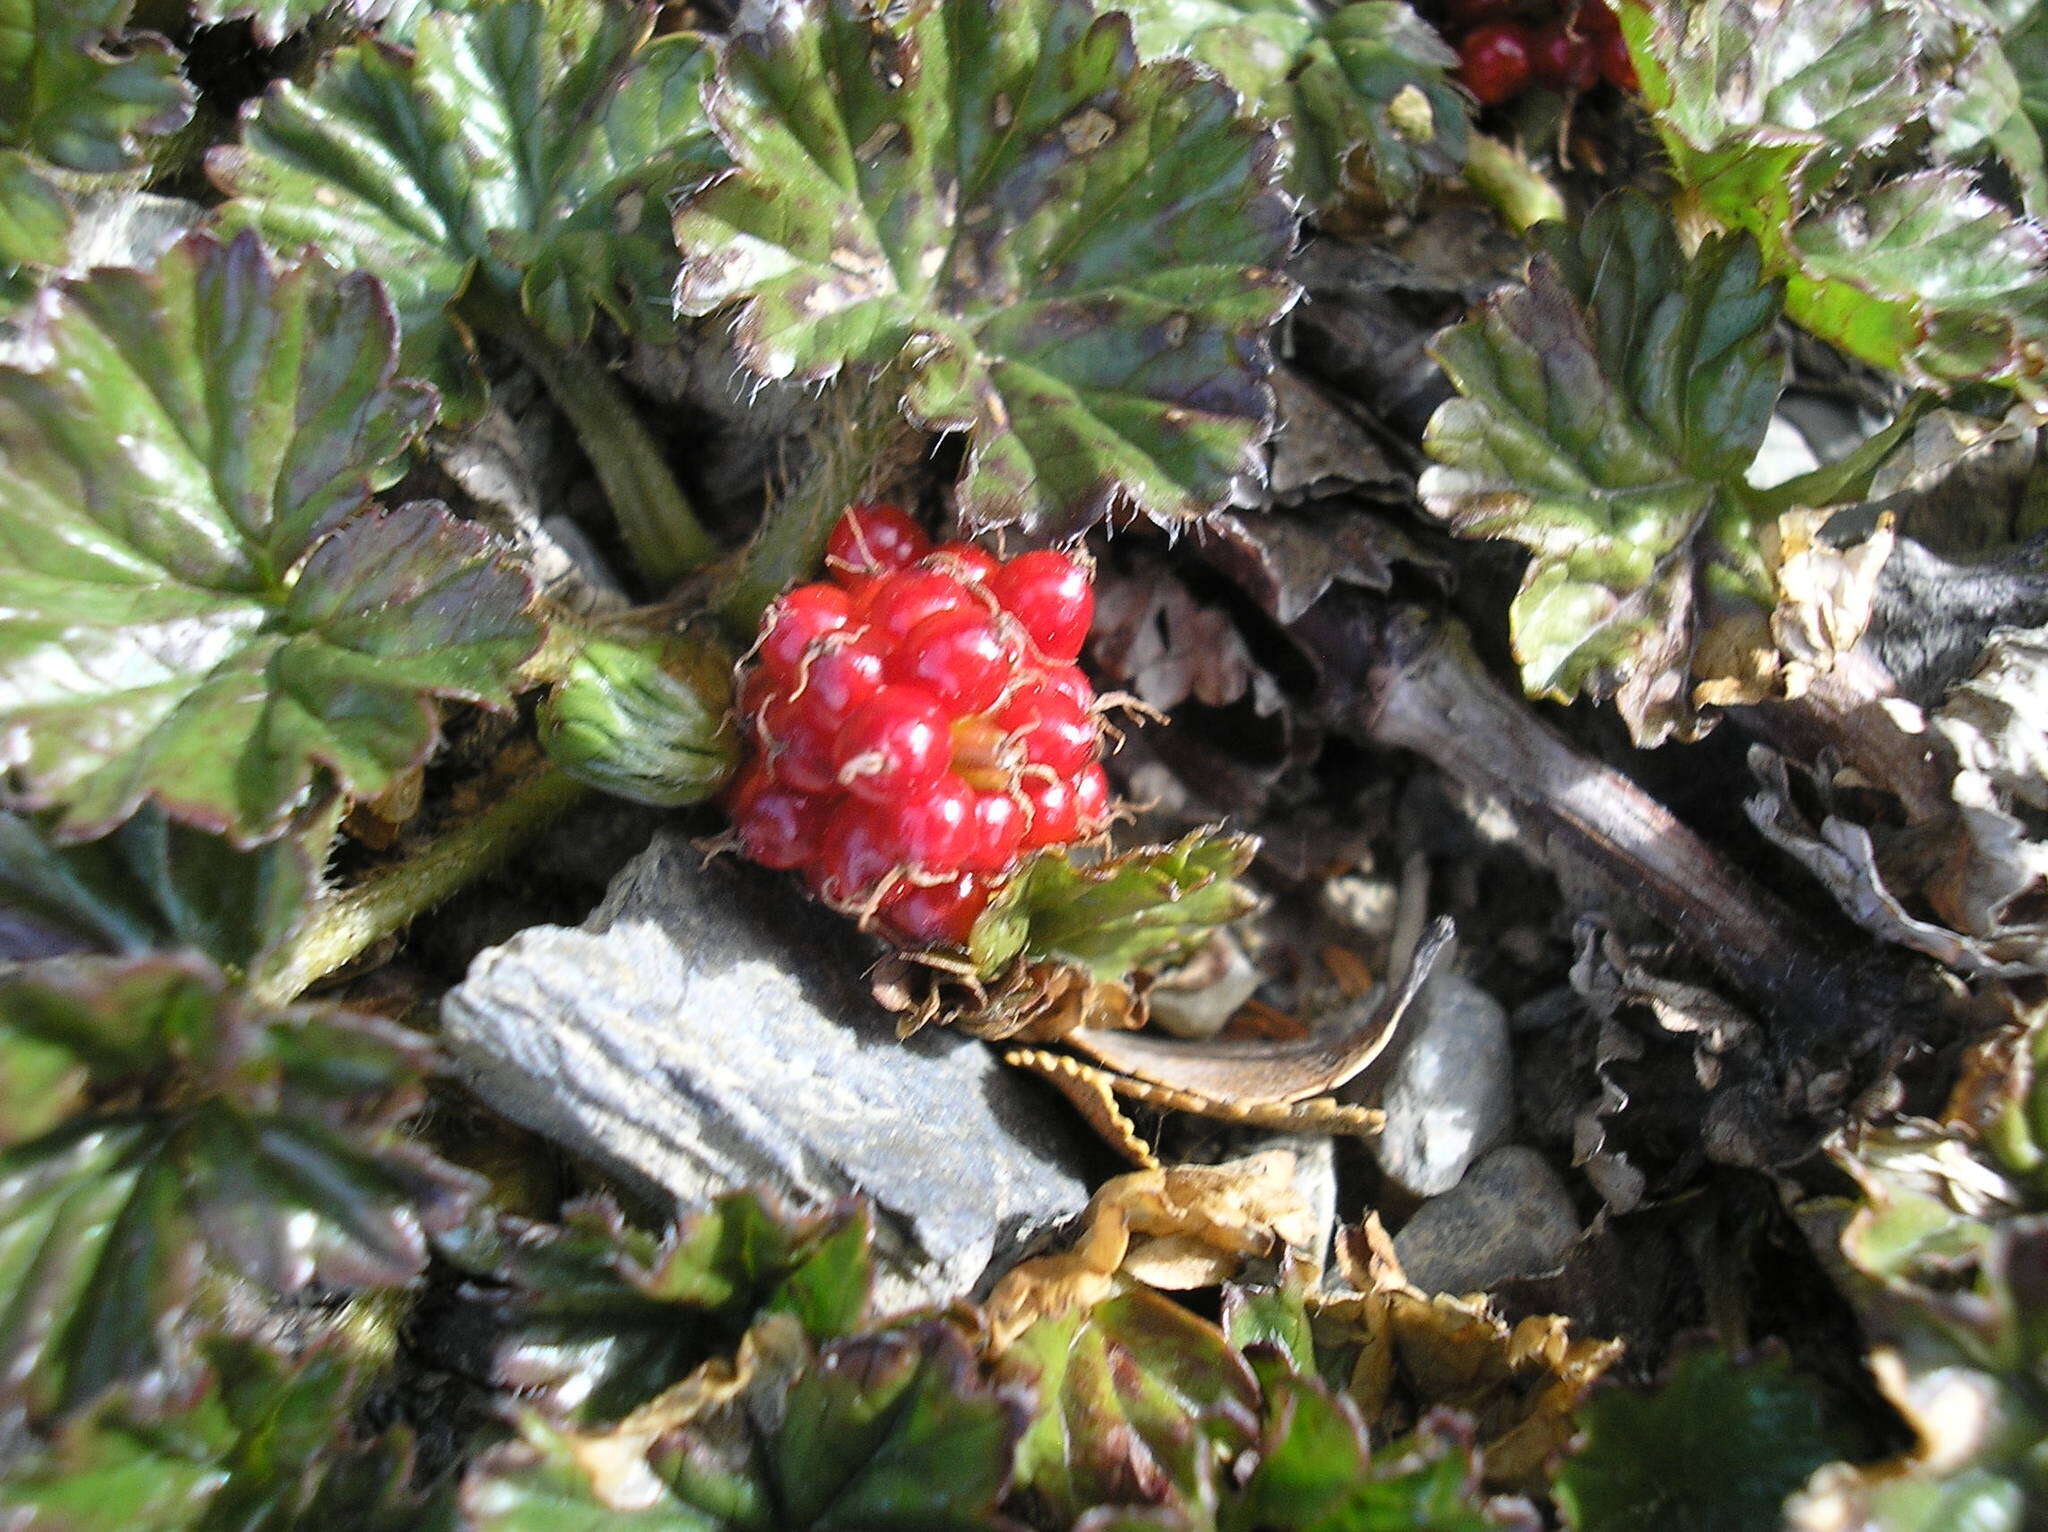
878,874,990,948
759,584,853,676
833,685,951,804
1458,22,1532,106
787,632,886,733
888,609,1016,714
1071,762,1110,830
926,541,1001,585
1531,21,1597,92
996,682,1098,775
988,551,1093,663
1017,773,1081,851
1595,26,1635,89
808,799,899,906
965,790,1025,873
871,771,979,872
827,503,930,582
762,699,840,795
729,764,829,872
860,568,979,646
1038,663,1094,709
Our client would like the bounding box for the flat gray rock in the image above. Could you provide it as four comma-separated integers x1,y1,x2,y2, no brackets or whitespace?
1394,1145,1580,1294
1369,974,1514,1197
442,833,1096,1308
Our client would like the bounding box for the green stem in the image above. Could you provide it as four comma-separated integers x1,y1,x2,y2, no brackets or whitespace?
459,285,719,586
711,370,920,638
1462,134,1565,233
255,764,591,1004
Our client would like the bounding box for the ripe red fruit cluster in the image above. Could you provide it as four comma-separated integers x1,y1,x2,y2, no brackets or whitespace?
727,503,1110,949
1448,0,1634,108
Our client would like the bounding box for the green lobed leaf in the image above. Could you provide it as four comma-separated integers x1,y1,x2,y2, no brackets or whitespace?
443,1191,873,1425
190,0,396,45
0,231,540,845
673,0,1297,539
0,1335,452,1531
538,631,739,808
0,150,71,305
0,807,310,971
211,0,720,407
1552,1347,1841,1532
970,830,1261,982
0,0,193,175
0,953,480,1420
465,1319,1028,1531
1620,0,2048,393
1121,0,1468,209
998,1289,1260,1525
1419,192,1785,745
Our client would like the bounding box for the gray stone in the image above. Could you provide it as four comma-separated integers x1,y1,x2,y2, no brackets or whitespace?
1393,1146,1580,1294
442,833,1096,1310
1368,974,1513,1197
1148,931,1263,1041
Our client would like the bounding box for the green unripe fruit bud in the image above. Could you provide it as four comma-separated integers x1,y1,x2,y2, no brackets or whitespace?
538,630,739,806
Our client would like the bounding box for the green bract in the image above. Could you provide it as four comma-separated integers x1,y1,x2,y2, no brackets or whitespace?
538,631,739,808
0,953,479,1421
1621,0,2048,391
211,0,721,404
674,0,1297,538
0,0,192,176
970,831,1261,981
1119,0,1468,210
1419,194,1785,744
0,232,539,844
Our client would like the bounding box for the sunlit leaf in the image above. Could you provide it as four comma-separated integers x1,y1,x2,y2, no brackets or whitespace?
0,954,479,1419
211,0,720,405
0,231,539,844
1419,192,1785,744
673,0,1296,538
190,0,395,45
1121,0,1468,209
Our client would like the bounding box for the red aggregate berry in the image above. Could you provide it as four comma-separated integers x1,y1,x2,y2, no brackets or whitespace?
1579,0,1621,33
732,506,1118,949
989,550,1093,663
1458,22,1533,105
827,501,930,581
879,874,991,947
1531,20,1597,92
729,764,828,872
834,685,951,804
888,608,1015,714
759,583,854,676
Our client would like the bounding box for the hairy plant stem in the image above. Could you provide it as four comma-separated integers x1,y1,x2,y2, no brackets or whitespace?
255,764,591,1003
458,284,718,586
1462,134,1566,233
711,369,925,639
